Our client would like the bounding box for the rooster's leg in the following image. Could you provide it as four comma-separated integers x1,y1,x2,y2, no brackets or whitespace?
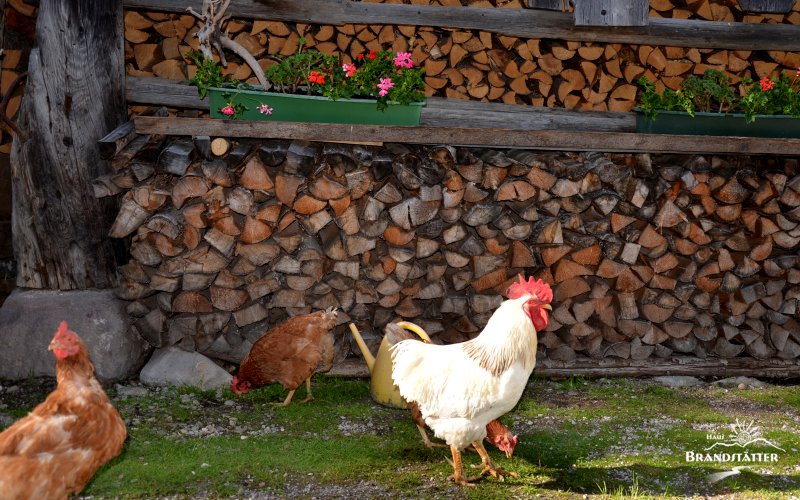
447,445,475,487
416,424,447,449
274,389,296,407
299,377,314,403
471,440,519,481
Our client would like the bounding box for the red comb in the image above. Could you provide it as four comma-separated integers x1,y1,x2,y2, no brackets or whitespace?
56,321,69,335
505,274,553,303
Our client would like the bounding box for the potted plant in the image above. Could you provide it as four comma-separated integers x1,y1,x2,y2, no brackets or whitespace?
188,39,427,126
635,68,800,138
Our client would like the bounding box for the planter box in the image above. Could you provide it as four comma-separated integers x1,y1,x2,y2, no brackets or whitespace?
208,87,425,126
635,110,800,138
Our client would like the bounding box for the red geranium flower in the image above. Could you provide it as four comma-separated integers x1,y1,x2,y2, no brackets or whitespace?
309,71,325,84
759,76,774,91
368,50,377,60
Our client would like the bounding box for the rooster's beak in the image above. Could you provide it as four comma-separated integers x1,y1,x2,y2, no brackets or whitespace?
542,304,552,311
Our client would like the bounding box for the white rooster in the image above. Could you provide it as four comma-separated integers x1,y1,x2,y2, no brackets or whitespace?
390,275,552,485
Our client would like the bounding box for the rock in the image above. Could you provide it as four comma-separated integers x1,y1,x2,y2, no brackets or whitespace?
0,289,151,382
652,375,703,388
712,376,769,388
139,347,232,390
115,384,151,398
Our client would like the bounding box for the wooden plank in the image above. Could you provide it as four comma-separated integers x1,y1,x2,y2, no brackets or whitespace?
133,116,800,155
121,0,800,51
422,96,635,132
125,76,637,132
738,0,795,13
525,0,564,9
574,0,649,27
98,120,136,159
126,76,206,109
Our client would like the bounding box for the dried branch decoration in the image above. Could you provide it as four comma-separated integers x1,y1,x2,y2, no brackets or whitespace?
186,0,269,89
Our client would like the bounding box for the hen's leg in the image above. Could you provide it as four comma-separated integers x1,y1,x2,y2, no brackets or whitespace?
274,389,296,407
299,377,314,403
471,440,518,481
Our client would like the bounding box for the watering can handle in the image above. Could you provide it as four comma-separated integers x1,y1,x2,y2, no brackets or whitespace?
394,321,432,343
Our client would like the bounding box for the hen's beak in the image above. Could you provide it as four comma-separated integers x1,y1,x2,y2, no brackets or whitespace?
48,340,59,351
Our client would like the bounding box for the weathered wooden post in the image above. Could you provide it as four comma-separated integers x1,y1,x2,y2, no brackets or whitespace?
0,0,149,381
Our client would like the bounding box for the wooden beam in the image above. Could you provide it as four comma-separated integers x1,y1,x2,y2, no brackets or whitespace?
125,76,637,133
126,75,206,109
122,0,800,50
133,116,800,155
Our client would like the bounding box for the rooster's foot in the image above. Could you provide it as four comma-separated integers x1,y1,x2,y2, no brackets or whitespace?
470,440,518,481
476,465,518,481
426,441,448,449
299,395,314,403
447,474,478,487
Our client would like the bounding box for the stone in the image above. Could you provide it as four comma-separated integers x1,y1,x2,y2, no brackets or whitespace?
652,376,703,388
712,376,769,388
0,289,151,382
115,384,151,398
139,347,232,390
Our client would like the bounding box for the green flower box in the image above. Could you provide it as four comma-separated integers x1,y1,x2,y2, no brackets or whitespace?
635,110,800,138
209,87,425,126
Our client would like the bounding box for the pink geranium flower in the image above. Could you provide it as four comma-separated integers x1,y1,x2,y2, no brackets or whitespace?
220,104,235,116
258,103,273,115
342,63,357,78
377,77,395,97
393,52,414,69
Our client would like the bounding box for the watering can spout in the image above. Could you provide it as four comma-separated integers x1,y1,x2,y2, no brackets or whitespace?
348,323,376,373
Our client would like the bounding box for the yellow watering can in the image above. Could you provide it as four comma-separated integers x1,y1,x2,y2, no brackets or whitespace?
348,321,431,408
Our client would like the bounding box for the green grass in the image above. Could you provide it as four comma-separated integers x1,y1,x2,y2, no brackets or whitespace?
1,376,799,498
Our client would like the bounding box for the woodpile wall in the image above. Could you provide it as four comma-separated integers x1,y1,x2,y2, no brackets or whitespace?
99,136,800,368
123,1,800,115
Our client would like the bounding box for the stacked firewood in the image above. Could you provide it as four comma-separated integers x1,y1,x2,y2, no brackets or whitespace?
122,3,800,113
0,0,37,154
97,136,800,364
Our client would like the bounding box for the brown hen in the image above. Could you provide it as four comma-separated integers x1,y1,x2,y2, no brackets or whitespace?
231,308,337,405
0,321,127,500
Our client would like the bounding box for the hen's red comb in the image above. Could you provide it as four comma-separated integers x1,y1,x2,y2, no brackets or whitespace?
505,274,553,303
52,320,73,340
